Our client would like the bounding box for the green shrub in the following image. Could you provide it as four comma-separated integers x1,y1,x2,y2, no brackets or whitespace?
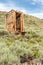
32,47,40,58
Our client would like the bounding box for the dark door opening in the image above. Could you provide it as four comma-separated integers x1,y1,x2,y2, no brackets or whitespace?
16,12,21,32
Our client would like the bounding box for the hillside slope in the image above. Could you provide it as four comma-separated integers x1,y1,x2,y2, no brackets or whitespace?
0,11,43,32
24,14,43,32
0,11,43,65
0,11,6,31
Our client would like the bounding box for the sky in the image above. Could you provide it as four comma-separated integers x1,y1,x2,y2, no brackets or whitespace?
0,0,43,19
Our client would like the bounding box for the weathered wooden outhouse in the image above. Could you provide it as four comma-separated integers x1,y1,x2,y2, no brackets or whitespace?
6,10,24,33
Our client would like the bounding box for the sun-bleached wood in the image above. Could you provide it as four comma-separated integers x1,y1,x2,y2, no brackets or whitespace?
6,10,24,33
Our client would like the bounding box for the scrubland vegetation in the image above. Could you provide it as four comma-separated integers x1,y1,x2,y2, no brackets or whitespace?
0,12,43,65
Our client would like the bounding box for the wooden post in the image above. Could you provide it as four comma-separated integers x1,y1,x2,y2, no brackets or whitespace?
12,11,16,32
21,13,24,32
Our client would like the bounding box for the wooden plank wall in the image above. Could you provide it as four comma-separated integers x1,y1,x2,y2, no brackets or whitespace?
6,10,24,33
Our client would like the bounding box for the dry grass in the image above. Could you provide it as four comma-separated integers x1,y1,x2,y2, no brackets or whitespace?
0,12,43,65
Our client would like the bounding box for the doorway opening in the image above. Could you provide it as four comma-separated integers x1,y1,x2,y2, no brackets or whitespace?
16,12,21,32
